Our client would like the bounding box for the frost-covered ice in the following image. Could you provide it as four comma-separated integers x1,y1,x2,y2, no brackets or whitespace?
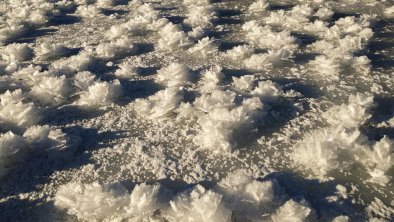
54,171,331,221
0,124,69,178
0,0,393,221
30,75,71,106
0,89,41,130
292,94,393,184
35,43,70,60
156,63,192,87
78,80,123,106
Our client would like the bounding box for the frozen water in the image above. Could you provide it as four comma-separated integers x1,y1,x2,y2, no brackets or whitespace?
0,0,393,221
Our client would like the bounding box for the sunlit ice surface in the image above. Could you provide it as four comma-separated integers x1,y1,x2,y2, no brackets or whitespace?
0,0,393,221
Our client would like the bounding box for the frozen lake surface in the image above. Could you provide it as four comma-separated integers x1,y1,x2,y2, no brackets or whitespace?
0,0,393,221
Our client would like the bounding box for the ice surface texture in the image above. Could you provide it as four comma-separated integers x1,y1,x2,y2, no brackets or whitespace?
0,0,393,221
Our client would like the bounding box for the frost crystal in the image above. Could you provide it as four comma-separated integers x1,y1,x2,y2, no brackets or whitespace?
163,185,231,222
78,80,122,106
0,90,40,130
156,63,192,87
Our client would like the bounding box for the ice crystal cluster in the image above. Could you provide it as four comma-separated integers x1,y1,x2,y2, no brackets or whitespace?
135,64,292,153
0,123,68,178
55,171,328,222
293,94,393,184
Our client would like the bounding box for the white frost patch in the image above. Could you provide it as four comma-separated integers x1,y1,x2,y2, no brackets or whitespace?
193,90,236,113
303,20,330,36
184,5,216,29
134,88,183,120
216,170,283,220
0,132,27,177
232,75,256,91
323,94,373,128
29,75,71,106
55,182,129,221
332,215,349,222
157,23,192,51
76,5,101,18
55,181,169,221
114,61,138,78
188,37,219,55
199,66,225,93
95,37,135,59
1,43,33,62
163,185,231,222
293,94,374,178
52,52,94,73
293,94,393,184
125,183,169,220
264,5,314,33
195,102,262,152
242,21,298,51
138,70,285,153
0,125,68,178
0,89,40,130
358,136,394,185
10,65,44,87
183,0,210,6
351,56,371,75
54,172,356,221
244,50,291,69
156,63,192,87
78,79,122,107
307,16,373,68
35,43,69,60
187,26,205,40
97,0,124,7
385,5,394,18
106,3,168,39
0,25,27,46
6,5,50,27
192,78,282,152
271,199,316,222
225,45,254,61
74,71,96,91
308,55,341,81
292,127,363,178
314,7,334,20
252,80,283,102
248,0,269,14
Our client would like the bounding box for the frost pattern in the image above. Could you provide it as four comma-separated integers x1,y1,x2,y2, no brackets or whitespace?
78,80,123,106
55,171,321,222
163,185,231,222
156,63,192,87
0,89,40,130
135,88,183,120
0,125,68,178
293,94,393,184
